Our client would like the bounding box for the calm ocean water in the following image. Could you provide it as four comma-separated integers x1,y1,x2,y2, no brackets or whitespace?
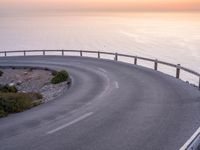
0,12,200,84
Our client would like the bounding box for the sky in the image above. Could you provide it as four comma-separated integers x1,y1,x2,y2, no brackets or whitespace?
0,0,200,13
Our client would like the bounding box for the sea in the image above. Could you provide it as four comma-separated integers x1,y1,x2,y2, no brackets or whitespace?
0,12,200,85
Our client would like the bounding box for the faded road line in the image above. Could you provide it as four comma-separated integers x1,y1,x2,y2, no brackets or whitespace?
46,112,93,135
114,81,119,89
98,67,107,73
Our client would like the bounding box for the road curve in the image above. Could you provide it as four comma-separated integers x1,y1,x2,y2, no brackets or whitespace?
0,56,200,150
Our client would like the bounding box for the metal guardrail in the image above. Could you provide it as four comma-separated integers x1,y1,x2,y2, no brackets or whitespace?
0,49,200,90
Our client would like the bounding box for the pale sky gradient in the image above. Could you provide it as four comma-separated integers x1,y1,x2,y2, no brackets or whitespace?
1,0,200,13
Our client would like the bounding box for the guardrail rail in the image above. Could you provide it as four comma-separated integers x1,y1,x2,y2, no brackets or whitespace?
0,49,199,90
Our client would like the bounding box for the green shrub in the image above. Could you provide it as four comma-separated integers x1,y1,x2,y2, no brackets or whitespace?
0,92,43,115
51,70,69,84
0,92,33,113
0,70,3,77
0,86,43,117
0,85,18,93
0,106,7,117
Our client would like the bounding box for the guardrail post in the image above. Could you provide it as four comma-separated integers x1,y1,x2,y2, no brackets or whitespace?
80,50,83,57
98,51,100,59
115,53,118,61
176,64,181,79
134,57,137,65
199,77,200,90
43,50,45,56
4,52,7,57
62,50,64,56
24,51,26,56
154,59,158,71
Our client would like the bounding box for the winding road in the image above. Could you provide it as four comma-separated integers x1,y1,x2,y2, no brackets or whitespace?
0,56,200,150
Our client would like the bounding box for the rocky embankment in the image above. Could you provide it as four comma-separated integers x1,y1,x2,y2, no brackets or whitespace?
0,68,70,103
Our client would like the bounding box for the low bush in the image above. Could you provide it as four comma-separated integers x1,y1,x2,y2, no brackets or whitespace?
0,92,43,116
0,85,18,93
0,70,3,77
51,70,69,84
0,92,32,113
0,106,7,117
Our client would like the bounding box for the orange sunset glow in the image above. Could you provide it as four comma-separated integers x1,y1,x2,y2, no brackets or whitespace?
1,0,200,12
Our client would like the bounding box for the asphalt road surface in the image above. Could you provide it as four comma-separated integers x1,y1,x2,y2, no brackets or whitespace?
0,56,200,150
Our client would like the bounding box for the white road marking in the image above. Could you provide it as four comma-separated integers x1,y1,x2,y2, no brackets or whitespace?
97,67,118,97
98,67,107,73
114,81,119,89
180,126,200,150
46,112,93,135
